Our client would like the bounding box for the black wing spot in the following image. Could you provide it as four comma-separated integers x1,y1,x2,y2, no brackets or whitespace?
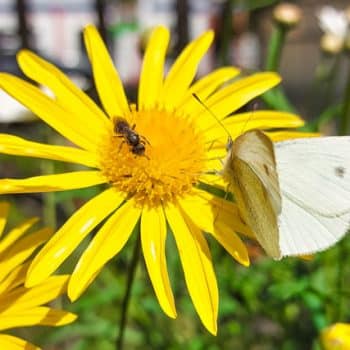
263,164,270,175
335,166,346,178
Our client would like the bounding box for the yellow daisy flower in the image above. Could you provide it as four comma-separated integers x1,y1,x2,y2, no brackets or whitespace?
321,323,350,350
0,25,305,334
0,202,76,350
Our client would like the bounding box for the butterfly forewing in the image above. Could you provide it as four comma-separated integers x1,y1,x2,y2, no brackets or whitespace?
223,130,282,259
232,157,281,259
233,130,282,215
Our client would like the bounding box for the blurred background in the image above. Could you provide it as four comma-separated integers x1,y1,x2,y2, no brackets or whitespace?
1,1,350,349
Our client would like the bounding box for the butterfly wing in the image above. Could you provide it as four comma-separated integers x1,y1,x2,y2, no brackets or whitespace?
232,157,281,259
233,130,282,215
275,136,350,256
227,130,282,259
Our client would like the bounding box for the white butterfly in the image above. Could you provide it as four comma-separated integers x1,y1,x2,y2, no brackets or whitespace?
222,130,350,259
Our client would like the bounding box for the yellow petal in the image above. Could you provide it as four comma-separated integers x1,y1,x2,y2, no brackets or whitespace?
0,217,39,255
0,202,10,237
140,206,176,318
0,334,40,350
161,31,214,109
204,110,304,141
0,73,100,152
0,261,30,295
68,199,141,301
0,134,99,168
17,50,110,131
199,175,227,190
193,188,255,238
84,24,129,117
199,72,281,122
0,171,106,194
26,188,125,287
0,228,52,282
179,191,250,266
164,202,218,335
138,26,169,110
267,131,320,141
0,307,77,330
321,323,350,350
0,275,69,312
181,67,240,115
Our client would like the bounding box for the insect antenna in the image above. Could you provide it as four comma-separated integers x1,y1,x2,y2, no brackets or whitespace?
192,93,232,141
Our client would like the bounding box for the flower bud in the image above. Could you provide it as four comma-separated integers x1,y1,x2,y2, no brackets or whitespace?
273,3,302,28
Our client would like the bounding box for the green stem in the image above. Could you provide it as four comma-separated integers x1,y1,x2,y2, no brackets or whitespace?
116,231,141,350
262,24,297,113
339,64,350,135
265,25,287,71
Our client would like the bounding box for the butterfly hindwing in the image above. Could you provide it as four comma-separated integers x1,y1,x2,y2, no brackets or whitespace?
275,136,350,256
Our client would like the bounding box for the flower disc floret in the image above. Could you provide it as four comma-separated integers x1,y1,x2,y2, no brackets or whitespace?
99,107,207,206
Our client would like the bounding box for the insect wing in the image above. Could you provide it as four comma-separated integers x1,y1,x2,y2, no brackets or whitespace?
232,156,281,259
275,136,350,256
233,130,282,215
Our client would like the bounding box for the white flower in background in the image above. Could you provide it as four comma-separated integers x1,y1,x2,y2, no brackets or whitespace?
317,6,349,40
317,6,350,54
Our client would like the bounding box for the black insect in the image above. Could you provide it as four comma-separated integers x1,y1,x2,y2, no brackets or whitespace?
114,117,147,156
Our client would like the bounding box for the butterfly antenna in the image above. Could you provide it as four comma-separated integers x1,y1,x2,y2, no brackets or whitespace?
192,93,232,140
239,101,258,135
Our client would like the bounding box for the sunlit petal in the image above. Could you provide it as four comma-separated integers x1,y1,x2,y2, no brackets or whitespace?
198,73,281,122
0,334,39,350
0,275,69,312
160,30,214,109
68,199,141,301
141,206,176,318
204,110,304,141
0,307,77,330
0,73,100,152
84,24,129,117
179,190,250,266
0,171,106,194
26,188,125,287
17,50,110,131
138,26,169,110
0,134,99,168
0,217,39,255
0,228,52,282
0,262,30,295
267,131,320,141
181,67,240,115
165,202,218,335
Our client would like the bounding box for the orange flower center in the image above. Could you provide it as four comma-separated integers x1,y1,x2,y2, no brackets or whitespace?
99,107,207,206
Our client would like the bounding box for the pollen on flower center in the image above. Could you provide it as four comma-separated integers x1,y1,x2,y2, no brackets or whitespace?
99,108,207,206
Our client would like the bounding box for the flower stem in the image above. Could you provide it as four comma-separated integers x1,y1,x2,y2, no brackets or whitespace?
265,25,287,72
116,230,141,350
339,63,350,135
